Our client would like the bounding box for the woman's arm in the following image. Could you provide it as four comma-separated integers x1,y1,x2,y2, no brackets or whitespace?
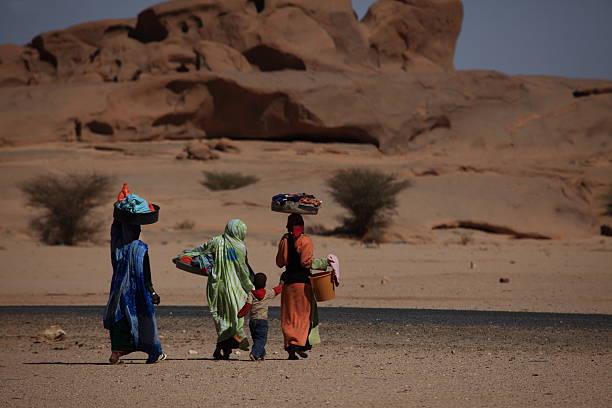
143,253,160,305
144,253,153,290
296,236,328,270
296,235,314,268
246,258,255,283
176,240,213,259
276,236,288,268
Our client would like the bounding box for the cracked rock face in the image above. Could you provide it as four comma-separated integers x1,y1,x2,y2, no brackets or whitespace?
1,0,462,88
0,0,610,158
1,69,610,159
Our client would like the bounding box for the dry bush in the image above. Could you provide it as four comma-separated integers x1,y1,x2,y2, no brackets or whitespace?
456,231,474,245
326,168,411,242
606,188,612,216
20,172,114,245
175,219,195,230
201,171,258,191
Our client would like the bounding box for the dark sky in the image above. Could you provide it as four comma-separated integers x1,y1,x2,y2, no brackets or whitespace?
1,0,611,80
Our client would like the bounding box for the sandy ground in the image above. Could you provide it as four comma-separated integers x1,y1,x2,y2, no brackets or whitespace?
0,307,610,408
0,140,611,407
0,140,610,313
1,235,612,314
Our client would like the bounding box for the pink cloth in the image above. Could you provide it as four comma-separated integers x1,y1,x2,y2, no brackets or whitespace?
327,254,340,286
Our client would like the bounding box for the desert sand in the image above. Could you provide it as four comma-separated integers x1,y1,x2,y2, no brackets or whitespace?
0,139,611,312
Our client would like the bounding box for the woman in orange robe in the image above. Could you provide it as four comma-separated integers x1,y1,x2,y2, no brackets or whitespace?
276,213,326,360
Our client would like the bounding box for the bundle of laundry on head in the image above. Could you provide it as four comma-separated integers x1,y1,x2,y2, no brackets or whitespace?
115,183,156,213
271,193,322,215
113,183,160,225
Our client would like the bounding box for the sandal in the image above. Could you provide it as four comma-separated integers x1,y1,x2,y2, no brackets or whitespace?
213,348,230,360
146,353,167,364
109,352,123,365
287,350,299,360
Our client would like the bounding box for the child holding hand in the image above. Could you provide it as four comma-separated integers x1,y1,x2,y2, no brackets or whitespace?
238,273,282,361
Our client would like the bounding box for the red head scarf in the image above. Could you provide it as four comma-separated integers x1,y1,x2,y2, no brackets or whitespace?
286,213,304,238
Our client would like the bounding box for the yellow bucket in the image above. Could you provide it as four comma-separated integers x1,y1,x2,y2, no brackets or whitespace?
310,271,335,302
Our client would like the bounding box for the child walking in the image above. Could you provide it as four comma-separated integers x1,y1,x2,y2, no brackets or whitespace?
238,273,282,361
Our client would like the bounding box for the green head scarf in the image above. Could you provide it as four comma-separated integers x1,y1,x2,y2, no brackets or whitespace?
224,218,247,242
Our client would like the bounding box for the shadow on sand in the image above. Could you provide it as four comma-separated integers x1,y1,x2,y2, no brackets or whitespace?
24,357,289,365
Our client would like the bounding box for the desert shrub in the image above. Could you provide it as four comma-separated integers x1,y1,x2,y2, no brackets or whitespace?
326,168,411,241
200,171,258,191
606,188,612,216
456,231,474,245
175,219,195,230
20,172,114,245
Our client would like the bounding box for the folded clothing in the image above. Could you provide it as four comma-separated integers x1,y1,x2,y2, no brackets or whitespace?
272,193,321,207
179,253,214,273
115,193,155,213
327,254,340,286
115,183,155,213
271,193,321,214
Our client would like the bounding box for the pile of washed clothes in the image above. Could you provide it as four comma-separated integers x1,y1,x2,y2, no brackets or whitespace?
271,193,322,214
115,183,155,213
175,250,214,275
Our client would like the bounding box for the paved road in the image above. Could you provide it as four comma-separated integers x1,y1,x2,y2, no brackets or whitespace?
1,306,610,330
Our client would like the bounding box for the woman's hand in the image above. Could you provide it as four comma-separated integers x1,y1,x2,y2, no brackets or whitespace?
149,287,161,305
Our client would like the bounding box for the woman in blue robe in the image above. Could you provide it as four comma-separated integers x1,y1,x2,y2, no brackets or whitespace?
103,220,165,364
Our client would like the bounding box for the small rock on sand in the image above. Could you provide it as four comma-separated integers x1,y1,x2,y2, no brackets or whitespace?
40,325,66,341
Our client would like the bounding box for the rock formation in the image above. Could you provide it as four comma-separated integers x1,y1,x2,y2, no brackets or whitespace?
0,0,463,87
1,0,610,155
1,68,610,155
0,0,610,239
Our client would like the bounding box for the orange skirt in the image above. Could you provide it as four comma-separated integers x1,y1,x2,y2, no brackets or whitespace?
281,283,313,348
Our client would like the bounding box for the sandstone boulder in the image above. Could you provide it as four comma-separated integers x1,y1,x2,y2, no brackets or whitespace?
194,41,253,72
178,142,220,160
0,0,464,88
0,45,31,86
363,0,463,72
